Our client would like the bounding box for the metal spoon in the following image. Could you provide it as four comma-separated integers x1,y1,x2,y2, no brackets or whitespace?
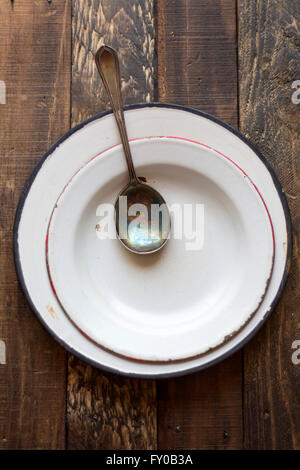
95,45,170,254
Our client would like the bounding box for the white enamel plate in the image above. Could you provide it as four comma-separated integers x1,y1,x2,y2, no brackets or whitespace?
14,104,291,376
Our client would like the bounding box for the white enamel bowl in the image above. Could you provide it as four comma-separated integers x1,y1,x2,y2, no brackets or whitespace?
14,104,291,376
46,137,274,362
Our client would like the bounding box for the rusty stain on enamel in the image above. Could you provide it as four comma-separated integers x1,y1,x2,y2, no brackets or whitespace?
46,304,57,319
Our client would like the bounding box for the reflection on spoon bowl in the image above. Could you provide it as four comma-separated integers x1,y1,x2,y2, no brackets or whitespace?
115,181,170,254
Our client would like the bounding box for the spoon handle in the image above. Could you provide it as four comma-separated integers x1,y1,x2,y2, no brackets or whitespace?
95,46,138,183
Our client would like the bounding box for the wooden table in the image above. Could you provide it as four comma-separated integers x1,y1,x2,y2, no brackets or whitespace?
0,0,299,450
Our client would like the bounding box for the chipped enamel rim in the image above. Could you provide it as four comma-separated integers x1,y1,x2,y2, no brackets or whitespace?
13,103,292,378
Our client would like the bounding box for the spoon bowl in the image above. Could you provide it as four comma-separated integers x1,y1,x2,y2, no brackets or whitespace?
115,181,170,254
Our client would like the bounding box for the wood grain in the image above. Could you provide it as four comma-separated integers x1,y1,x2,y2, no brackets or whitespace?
158,355,243,450
239,0,300,449
72,0,156,125
157,0,238,127
68,0,157,450
156,0,243,450
68,357,156,450
0,0,71,449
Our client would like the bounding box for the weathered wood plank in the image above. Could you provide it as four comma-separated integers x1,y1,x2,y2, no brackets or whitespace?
156,0,243,450
0,0,71,449
68,0,157,450
158,355,243,450
72,0,155,124
157,0,238,127
239,0,300,450
68,358,157,450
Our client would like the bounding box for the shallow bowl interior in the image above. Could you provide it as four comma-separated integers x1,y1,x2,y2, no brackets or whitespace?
47,137,274,362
